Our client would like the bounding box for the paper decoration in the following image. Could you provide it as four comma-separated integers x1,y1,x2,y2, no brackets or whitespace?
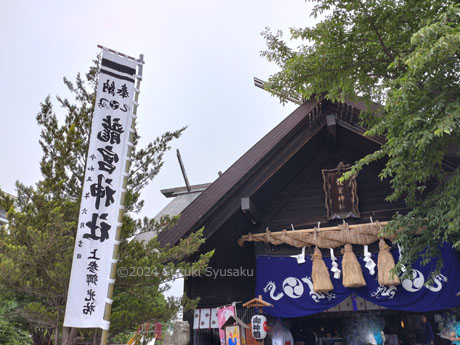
211,308,219,328
330,248,341,279
199,308,211,329
363,245,376,275
193,309,200,330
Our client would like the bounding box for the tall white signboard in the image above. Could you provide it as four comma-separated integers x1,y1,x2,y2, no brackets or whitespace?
64,50,138,329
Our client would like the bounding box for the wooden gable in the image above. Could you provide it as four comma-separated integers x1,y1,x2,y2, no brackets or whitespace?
169,97,460,310
160,99,413,263
168,98,414,307
256,125,407,232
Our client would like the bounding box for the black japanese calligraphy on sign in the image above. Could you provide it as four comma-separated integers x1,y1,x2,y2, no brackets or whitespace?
96,115,124,145
322,162,360,220
102,79,130,99
98,98,129,112
102,79,115,96
97,145,119,174
90,174,115,209
82,301,96,315
88,249,100,260
87,261,99,273
83,213,111,242
85,289,96,302
86,274,98,286
117,84,129,98
251,314,267,340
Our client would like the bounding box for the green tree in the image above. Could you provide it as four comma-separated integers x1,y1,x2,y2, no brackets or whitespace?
0,296,31,345
0,58,212,345
262,0,460,274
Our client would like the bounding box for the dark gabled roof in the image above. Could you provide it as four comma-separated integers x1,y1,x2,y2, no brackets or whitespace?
158,97,381,247
158,99,318,246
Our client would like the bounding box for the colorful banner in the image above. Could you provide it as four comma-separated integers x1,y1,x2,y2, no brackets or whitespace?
218,305,236,344
64,50,138,329
256,244,460,317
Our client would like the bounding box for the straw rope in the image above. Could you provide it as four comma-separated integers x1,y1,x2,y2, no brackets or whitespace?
237,221,393,248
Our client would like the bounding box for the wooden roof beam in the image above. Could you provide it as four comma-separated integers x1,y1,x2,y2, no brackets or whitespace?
241,197,261,226
253,77,303,105
326,114,337,152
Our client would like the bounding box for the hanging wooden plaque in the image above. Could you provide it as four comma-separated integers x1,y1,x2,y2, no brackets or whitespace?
322,162,360,220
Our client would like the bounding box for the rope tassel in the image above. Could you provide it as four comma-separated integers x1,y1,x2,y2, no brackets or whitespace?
342,244,366,288
377,239,400,286
312,247,334,293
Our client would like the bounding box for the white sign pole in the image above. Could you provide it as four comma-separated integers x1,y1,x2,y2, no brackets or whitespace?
63,46,144,341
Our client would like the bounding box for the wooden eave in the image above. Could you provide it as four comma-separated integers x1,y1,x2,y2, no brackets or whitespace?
159,97,325,246
158,97,457,248
242,296,273,309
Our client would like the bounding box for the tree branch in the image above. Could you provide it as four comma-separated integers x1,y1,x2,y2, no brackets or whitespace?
357,0,394,62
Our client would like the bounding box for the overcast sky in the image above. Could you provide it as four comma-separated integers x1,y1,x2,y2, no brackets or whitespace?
0,0,321,218
0,0,321,299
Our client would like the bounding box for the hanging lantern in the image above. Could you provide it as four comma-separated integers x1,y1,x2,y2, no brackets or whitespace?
251,314,267,340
